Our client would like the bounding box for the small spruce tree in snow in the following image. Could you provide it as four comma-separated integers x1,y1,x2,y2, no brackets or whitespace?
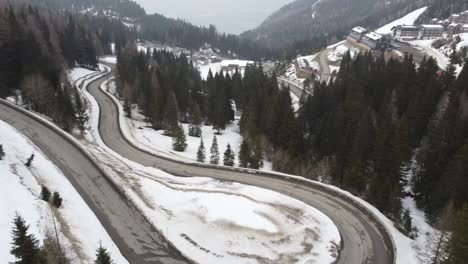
172,126,187,152
0,144,5,160
41,186,51,202
210,136,220,165
94,244,113,264
52,192,63,208
10,213,40,263
197,139,206,163
25,154,34,167
223,144,235,167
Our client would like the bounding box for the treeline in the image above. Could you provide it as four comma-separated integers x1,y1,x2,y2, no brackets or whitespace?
116,43,237,148
139,16,274,60
10,213,114,264
0,2,110,131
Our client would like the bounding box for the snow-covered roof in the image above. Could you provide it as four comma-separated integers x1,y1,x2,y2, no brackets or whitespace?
352,27,367,34
365,32,383,41
421,24,444,29
463,24,468,29
397,25,418,29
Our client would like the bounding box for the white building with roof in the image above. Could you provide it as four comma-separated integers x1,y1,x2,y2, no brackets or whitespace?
361,32,384,49
349,26,368,41
418,24,445,39
393,25,419,40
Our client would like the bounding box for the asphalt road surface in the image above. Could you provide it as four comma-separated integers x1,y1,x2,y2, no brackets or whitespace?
0,102,190,264
87,69,395,264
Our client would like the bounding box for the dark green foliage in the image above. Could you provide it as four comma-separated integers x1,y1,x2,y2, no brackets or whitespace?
94,244,113,264
0,3,110,130
10,214,41,264
25,154,34,168
445,205,468,264
75,90,89,135
52,192,63,208
223,144,235,167
188,103,203,137
41,186,51,202
210,136,220,165
172,126,188,152
163,91,180,136
238,139,250,168
0,144,5,160
197,139,206,163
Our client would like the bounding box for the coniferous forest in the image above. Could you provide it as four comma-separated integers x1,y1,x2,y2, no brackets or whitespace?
0,2,115,131
117,45,468,258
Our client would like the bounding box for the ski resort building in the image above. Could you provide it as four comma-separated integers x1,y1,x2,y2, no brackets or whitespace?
392,25,419,40
349,27,367,41
418,24,445,39
361,32,385,50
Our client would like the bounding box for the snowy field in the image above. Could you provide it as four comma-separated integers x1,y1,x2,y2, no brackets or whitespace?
409,39,449,69
376,7,428,35
199,59,253,80
0,120,127,264
71,65,343,264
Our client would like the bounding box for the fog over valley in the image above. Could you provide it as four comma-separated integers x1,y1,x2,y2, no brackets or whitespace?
133,0,296,34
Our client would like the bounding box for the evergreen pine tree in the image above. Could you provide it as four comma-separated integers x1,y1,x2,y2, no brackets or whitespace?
196,139,206,163
52,192,63,208
94,244,113,264
172,126,187,152
250,140,264,170
239,139,250,168
210,136,220,165
445,205,468,264
74,90,89,135
188,103,203,137
10,214,40,264
163,91,180,136
25,154,34,167
41,186,51,202
223,144,235,166
0,144,5,160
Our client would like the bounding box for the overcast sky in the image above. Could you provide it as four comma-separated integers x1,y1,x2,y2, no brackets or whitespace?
134,0,295,34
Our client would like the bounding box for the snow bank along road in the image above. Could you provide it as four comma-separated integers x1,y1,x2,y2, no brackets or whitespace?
0,102,190,263
89,65,395,264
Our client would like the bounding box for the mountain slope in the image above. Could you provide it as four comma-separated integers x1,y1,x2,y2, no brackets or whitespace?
241,0,430,49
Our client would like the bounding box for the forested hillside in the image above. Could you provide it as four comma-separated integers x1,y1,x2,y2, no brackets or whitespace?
241,0,464,50
0,2,111,130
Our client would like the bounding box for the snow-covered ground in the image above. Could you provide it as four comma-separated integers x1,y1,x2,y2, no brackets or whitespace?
296,53,320,71
408,39,449,69
71,66,343,264
376,7,428,35
104,79,273,171
199,59,253,80
0,120,127,264
327,43,358,63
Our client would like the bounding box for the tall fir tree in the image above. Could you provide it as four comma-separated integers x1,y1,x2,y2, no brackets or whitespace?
223,143,235,167
188,103,203,137
197,138,206,163
210,135,220,165
10,214,40,264
163,91,180,136
172,126,188,152
239,139,250,168
25,154,34,167
445,205,468,264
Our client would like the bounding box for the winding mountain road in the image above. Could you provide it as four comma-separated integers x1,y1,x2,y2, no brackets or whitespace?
88,67,395,264
0,67,396,264
0,100,190,264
